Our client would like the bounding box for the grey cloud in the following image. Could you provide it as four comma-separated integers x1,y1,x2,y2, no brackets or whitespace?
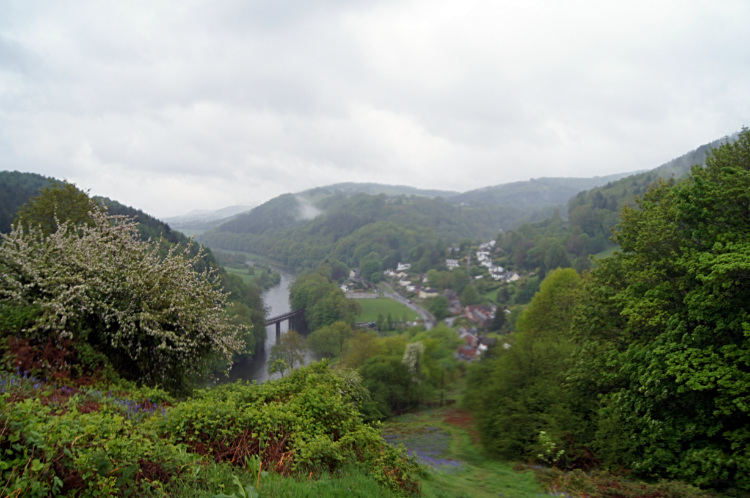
0,0,749,217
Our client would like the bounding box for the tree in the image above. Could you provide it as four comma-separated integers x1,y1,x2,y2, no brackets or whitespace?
429,295,449,320
343,331,385,368
571,129,750,488
460,285,480,306
267,358,288,378
490,307,506,331
306,321,352,358
14,180,94,236
269,330,306,372
467,268,582,462
0,200,244,394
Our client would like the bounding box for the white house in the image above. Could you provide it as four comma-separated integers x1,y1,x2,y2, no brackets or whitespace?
446,259,460,270
419,287,439,299
397,263,411,271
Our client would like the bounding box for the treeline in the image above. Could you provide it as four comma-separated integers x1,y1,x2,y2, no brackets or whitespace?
495,133,740,281
467,130,750,491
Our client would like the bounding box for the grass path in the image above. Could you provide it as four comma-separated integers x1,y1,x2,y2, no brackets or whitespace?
382,407,544,498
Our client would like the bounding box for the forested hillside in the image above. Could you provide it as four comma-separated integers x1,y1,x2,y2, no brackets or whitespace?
447,172,640,210
0,171,55,233
491,132,742,280
200,193,525,271
566,132,739,242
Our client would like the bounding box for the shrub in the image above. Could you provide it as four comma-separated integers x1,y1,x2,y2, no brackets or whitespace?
0,203,245,394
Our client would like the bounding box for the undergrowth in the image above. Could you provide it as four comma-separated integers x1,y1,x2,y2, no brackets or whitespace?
0,361,423,497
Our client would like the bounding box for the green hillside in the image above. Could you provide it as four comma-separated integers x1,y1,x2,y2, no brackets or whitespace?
447,171,642,210
0,170,56,233
200,193,531,271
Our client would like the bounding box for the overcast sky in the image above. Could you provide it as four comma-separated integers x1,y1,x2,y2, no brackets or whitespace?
1,0,748,218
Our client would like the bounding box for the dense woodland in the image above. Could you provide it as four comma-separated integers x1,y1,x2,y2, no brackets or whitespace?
468,130,750,490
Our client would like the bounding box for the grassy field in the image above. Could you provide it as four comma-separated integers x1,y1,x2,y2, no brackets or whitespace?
356,297,420,322
382,407,544,498
224,265,254,285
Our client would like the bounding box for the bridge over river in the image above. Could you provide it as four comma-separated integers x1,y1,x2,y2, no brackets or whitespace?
265,309,305,338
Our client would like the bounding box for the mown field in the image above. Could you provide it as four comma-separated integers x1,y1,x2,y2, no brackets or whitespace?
224,265,254,285
356,297,420,322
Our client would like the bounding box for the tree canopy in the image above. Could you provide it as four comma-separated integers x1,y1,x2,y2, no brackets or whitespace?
558,128,750,488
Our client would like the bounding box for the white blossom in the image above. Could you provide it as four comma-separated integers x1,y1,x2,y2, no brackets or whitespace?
0,203,245,388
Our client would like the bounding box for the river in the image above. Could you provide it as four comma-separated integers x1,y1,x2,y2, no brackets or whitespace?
219,265,316,384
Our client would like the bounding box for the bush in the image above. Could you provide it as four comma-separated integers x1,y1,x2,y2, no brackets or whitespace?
0,203,245,394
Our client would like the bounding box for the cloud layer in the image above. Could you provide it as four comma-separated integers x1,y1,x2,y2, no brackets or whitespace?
1,0,748,217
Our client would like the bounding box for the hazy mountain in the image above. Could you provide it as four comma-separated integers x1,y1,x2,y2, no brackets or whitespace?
298,182,458,200
164,204,254,226
447,172,645,210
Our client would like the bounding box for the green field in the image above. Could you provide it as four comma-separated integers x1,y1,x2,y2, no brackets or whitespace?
356,297,420,322
223,265,254,285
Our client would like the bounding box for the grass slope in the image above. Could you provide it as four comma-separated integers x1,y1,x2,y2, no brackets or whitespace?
382,407,543,498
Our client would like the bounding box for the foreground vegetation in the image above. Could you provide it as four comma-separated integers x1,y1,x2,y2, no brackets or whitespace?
0,363,424,497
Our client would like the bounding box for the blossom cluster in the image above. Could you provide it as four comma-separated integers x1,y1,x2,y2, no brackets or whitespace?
0,203,245,388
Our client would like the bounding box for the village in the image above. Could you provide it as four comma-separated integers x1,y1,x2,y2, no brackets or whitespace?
340,239,517,361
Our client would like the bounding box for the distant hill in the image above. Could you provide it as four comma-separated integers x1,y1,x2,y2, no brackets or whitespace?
199,192,533,271
298,183,458,201
0,171,56,233
163,204,254,226
447,172,643,211
0,170,196,248
566,132,740,241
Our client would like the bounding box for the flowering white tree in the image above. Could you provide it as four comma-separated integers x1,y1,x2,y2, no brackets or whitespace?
0,202,245,392
402,341,424,382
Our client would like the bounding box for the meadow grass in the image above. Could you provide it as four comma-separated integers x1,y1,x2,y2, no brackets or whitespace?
224,265,254,285
382,407,544,498
167,463,405,498
356,297,420,322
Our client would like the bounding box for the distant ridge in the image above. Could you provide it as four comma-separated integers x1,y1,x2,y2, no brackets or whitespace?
164,204,254,226
447,171,645,210
298,182,458,199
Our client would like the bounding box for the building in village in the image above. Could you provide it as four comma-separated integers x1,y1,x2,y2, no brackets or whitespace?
419,287,439,299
